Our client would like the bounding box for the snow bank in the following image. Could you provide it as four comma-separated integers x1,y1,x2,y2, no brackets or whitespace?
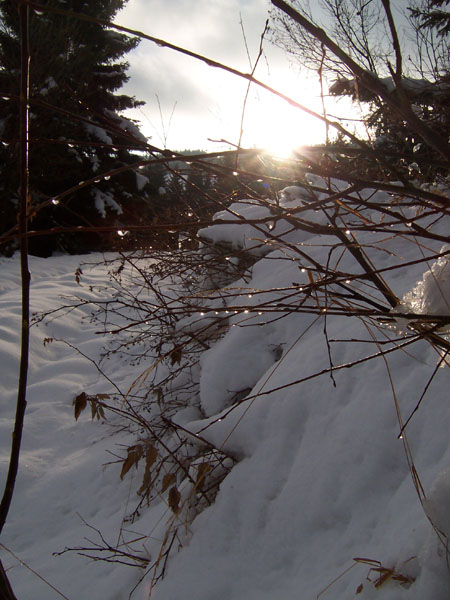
1,177,449,600
197,181,331,256
153,185,450,600
0,254,161,600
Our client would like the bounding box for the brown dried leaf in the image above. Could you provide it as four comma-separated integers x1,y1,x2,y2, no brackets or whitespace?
138,478,150,497
170,346,182,366
145,444,158,469
156,387,163,407
138,445,158,495
88,398,107,421
195,463,212,489
73,392,88,421
356,584,364,594
374,568,394,588
75,267,83,285
120,445,143,480
161,472,176,493
168,486,181,514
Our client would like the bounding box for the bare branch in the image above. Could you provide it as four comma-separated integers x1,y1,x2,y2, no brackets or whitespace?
271,0,450,161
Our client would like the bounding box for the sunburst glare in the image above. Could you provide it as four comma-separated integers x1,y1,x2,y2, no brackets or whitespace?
236,87,327,157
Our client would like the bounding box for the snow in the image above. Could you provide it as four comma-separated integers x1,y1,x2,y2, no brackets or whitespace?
93,188,123,217
199,322,277,417
398,244,450,319
1,180,449,600
85,123,113,145
136,171,149,191
197,177,390,257
330,75,450,99
0,254,150,599
39,76,57,96
105,109,148,144
198,182,331,256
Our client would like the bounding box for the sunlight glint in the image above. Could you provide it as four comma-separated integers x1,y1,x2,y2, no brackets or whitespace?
240,92,326,157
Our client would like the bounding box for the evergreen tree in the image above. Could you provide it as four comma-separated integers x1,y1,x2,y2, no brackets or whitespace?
0,0,149,255
410,0,450,37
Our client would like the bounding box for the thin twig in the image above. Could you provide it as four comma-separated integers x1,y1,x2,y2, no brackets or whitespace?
0,544,71,600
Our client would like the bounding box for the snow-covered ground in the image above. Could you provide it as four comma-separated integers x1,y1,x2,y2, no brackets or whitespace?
0,254,161,600
1,179,449,600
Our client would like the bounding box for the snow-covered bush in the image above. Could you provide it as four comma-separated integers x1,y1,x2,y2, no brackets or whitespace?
61,165,449,598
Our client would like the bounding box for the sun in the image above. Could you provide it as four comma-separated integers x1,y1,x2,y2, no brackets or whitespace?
238,90,327,158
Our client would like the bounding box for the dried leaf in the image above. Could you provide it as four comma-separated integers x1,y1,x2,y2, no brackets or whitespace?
195,463,212,489
87,397,107,421
161,472,176,493
356,584,364,594
120,445,143,480
145,444,158,469
138,478,150,497
168,486,181,513
96,393,110,400
156,387,164,406
74,267,83,285
170,346,182,366
138,445,158,495
152,387,164,408
374,568,394,588
73,392,88,421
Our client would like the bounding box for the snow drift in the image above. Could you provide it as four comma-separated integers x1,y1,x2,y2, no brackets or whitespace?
1,176,449,600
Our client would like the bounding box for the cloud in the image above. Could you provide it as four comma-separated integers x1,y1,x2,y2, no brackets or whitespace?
118,0,270,68
116,0,329,150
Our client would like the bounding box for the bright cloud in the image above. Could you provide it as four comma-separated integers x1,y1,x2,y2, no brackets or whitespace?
115,0,343,151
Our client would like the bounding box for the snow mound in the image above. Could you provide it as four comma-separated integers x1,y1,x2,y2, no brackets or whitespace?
398,245,450,318
1,176,449,600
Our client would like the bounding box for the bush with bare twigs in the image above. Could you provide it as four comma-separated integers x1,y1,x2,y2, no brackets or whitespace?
1,1,450,598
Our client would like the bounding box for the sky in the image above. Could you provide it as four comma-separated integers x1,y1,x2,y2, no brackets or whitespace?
115,0,339,154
